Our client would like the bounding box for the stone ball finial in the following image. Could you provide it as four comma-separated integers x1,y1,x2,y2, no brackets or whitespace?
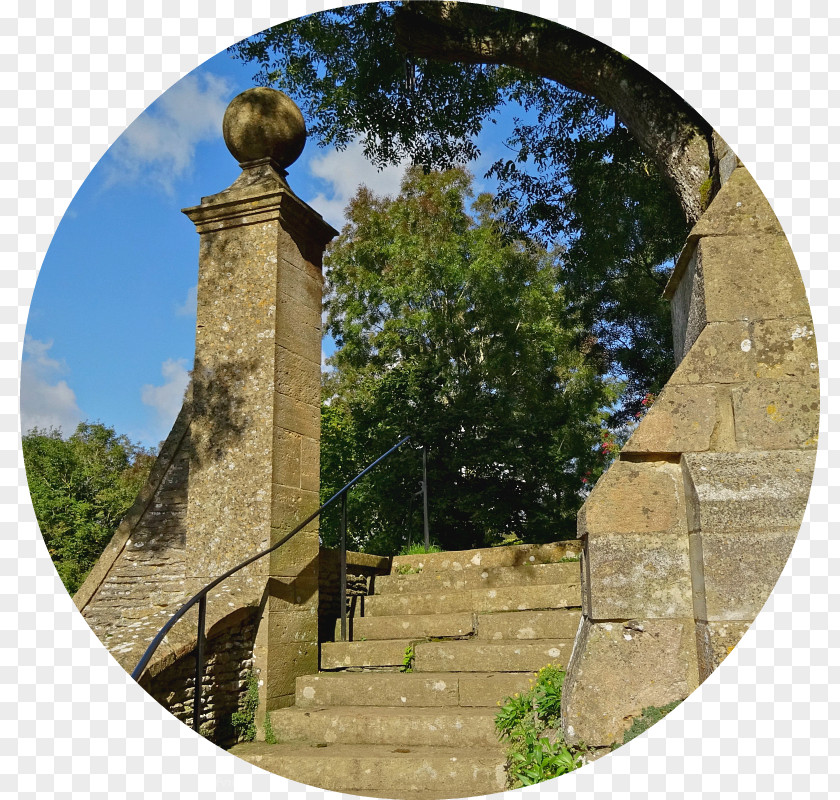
222,87,306,169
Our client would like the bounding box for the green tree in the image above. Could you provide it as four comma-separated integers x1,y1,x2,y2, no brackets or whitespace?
319,168,620,554
231,3,690,421
22,422,156,594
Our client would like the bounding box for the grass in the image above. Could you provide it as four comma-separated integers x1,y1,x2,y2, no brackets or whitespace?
397,542,443,556
611,701,682,750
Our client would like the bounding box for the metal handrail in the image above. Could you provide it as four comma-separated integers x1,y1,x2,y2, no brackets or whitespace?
131,434,415,732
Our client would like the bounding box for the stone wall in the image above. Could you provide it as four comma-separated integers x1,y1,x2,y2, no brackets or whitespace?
139,608,259,749
318,548,390,642
562,162,818,748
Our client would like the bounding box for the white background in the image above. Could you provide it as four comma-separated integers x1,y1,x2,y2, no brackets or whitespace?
2,1,837,798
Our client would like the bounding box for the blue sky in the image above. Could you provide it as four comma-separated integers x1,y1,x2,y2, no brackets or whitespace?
21,43,530,450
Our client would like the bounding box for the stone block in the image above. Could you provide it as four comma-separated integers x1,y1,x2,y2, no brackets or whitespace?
623,384,718,454
669,321,754,385
752,317,819,382
696,528,798,621
265,640,319,705
562,617,699,747
275,290,322,363
267,608,319,644
578,460,687,537
272,430,301,489
682,450,815,534
689,166,784,239
299,436,319,494
585,532,693,619
669,245,706,365
731,379,819,450
267,574,319,612
274,344,320,407
270,484,319,531
273,392,319,440
696,620,752,681
696,234,810,324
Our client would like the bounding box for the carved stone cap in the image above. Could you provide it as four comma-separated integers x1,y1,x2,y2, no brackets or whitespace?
222,87,306,169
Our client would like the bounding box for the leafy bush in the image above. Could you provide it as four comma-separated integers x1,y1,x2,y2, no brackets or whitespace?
495,664,584,787
231,672,259,742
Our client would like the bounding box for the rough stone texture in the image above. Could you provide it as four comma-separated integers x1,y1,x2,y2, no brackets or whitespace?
222,88,306,168
476,609,581,641
696,619,753,681
341,612,476,641
390,540,581,573
584,531,692,620
414,639,574,672
562,618,699,746
579,460,686,537
139,609,258,748
563,164,817,748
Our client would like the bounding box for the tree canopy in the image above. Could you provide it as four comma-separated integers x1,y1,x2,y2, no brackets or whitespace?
231,2,689,421
318,167,620,553
22,422,155,594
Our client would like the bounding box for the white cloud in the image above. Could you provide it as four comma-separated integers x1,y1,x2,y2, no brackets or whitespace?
175,284,198,317
141,358,191,426
19,337,83,434
104,72,233,193
304,140,411,229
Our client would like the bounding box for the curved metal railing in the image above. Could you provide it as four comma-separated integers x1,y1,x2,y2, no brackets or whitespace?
131,434,424,731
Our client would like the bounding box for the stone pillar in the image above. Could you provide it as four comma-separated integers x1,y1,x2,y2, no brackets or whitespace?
562,162,817,749
182,89,336,718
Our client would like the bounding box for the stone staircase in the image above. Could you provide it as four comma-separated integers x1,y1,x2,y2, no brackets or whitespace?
231,541,582,799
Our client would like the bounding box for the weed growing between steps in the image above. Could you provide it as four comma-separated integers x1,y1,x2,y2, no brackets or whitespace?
231,672,259,742
263,712,278,744
495,664,585,787
401,644,415,672
610,700,682,750
397,542,443,556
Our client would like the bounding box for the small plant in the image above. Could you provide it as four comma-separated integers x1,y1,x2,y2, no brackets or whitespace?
397,542,442,556
395,564,421,575
612,700,682,750
231,672,259,742
263,711,278,745
495,664,584,788
401,644,415,673
558,554,581,563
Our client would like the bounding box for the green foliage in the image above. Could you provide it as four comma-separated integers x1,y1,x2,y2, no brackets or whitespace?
397,542,442,556
319,168,620,555
22,422,156,595
614,700,682,749
401,644,415,673
231,672,260,742
495,664,584,787
232,6,688,427
263,712,278,745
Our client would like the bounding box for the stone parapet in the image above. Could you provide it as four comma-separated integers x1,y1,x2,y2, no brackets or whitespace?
563,164,817,747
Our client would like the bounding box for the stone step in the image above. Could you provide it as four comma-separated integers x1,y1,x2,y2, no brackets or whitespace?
365,582,581,616
376,560,580,595
268,705,499,748
477,608,581,640
295,671,532,708
321,638,413,670
228,742,508,797
391,540,580,574
415,639,574,672
335,612,475,641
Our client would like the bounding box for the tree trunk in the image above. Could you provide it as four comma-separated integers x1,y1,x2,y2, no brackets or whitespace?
393,2,719,224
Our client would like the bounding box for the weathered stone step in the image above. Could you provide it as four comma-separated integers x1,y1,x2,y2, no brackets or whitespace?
376,560,580,594
268,705,499,748
391,540,580,574
365,582,581,616
477,608,581,640
296,671,532,708
228,742,508,797
415,639,574,672
321,638,413,669
335,612,475,641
